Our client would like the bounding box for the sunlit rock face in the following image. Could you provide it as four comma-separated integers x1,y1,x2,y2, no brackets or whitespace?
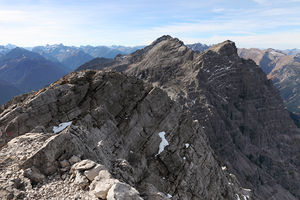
80,35,300,200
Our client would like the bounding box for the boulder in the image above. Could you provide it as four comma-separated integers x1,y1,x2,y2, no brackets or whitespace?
107,182,143,200
23,167,45,184
69,155,81,165
84,164,105,181
91,178,118,199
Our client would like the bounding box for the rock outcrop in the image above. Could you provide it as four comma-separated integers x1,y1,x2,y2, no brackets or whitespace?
0,71,247,199
79,35,300,200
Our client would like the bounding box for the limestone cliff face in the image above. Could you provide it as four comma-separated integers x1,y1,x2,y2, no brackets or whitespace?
0,71,246,199
79,36,300,200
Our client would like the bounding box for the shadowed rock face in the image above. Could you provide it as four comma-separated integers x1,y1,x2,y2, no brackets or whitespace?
78,35,300,200
238,48,300,121
0,71,247,199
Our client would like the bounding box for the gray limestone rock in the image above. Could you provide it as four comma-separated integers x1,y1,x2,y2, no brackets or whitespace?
84,164,105,181
69,155,81,165
78,35,300,200
90,178,118,199
107,182,143,200
23,167,45,184
0,70,243,199
72,160,97,171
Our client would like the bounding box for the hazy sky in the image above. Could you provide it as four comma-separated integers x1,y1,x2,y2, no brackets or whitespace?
0,0,300,49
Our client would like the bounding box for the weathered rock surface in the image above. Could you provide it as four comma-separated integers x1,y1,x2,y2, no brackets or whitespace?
0,71,246,199
79,35,300,200
106,182,143,200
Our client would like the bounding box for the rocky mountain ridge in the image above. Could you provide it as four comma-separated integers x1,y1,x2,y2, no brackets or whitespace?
78,35,300,200
0,70,249,199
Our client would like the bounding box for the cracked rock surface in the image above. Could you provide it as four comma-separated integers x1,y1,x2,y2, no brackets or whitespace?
79,35,300,200
0,71,246,199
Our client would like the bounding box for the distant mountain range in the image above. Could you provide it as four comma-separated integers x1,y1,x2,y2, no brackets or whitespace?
186,43,210,52
280,48,300,56
0,47,68,104
0,44,144,104
32,44,143,70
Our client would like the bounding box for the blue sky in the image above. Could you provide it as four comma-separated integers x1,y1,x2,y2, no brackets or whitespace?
0,0,300,49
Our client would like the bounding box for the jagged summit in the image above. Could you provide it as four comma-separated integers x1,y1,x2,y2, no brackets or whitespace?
150,35,184,47
77,35,300,200
207,40,238,57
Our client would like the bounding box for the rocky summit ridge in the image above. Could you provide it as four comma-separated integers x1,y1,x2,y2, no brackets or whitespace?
78,35,300,200
0,70,251,199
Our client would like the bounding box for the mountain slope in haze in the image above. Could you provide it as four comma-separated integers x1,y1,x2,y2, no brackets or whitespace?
0,70,250,199
0,47,68,93
80,45,143,58
0,79,21,105
32,44,143,71
79,35,300,200
238,48,300,119
238,48,286,74
280,48,300,55
0,44,16,58
186,43,210,52
32,44,93,71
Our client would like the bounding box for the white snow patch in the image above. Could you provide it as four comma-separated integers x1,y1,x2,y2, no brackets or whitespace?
269,51,284,56
167,194,172,198
185,143,190,148
53,121,72,133
236,194,241,200
221,166,227,170
155,131,169,156
183,157,186,160
242,195,249,200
